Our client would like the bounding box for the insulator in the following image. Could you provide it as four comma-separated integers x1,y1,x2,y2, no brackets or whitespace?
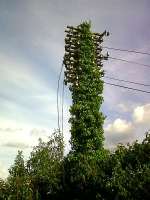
65,49,77,54
65,38,71,43
64,52,70,56
65,44,76,49
95,53,102,58
65,65,71,70
106,31,110,36
66,65,74,70
66,34,73,38
96,47,102,51
65,48,70,52
94,42,100,47
64,71,74,76
67,26,79,31
97,39,103,43
98,65,103,68
96,60,102,64
96,58,102,63
64,57,70,62
93,30,109,38
70,57,75,61
65,37,78,43
93,36,101,41
65,47,70,52
65,75,76,81
65,44,71,48
65,38,72,43
65,48,76,54
103,56,108,60
65,46,77,51
96,55,103,59
106,52,109,57
64,55,70,59
96,60,103,64
65,30,71,33
67,26,76,29
66,52,75,57
65,29,77,34
70,45,76,48
100,30,107,37
65,51,75,57
97,62,102,66
93,32,102,36
69,38,77,43
94,37,103,43
96,51,102,55
63,60,70,65
65,52,76,57
66,33,78,38
70,61,76,65
64,60,74,64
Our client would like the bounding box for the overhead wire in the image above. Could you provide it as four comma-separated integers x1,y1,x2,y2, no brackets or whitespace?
109,56,150,69
104,81,150,94
104,76,150,87
103,46,150,56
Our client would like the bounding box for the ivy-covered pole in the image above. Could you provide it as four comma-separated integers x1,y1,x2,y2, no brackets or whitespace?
63,22,109,153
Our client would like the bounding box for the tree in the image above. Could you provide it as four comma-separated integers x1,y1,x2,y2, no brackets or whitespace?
7,150,32,200
27,130,64,199
0,178,9,199
104,132,150,200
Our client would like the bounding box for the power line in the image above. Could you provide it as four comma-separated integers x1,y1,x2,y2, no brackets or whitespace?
103,46,150,56
104,76,150,87
57,63,64,131
104,81,150,94
109,56,150,69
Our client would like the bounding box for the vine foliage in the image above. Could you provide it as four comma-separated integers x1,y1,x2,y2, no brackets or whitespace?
63,21,109,153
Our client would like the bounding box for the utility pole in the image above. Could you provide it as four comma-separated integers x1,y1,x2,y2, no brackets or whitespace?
63,21,109,153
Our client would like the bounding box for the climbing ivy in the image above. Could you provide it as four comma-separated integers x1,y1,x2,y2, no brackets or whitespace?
64,21,108,152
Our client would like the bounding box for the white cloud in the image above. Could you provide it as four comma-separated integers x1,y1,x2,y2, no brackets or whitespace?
133,104,150,124
105,118,134,134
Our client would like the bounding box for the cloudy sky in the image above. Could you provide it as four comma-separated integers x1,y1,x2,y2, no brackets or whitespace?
0,0,150,179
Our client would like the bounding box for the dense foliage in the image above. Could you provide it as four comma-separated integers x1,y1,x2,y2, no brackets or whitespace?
27,132,64,199
0,22,149,199
64,22,106,152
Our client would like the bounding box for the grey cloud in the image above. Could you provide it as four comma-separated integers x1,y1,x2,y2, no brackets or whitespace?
2,142,31,149
104,131,136,149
